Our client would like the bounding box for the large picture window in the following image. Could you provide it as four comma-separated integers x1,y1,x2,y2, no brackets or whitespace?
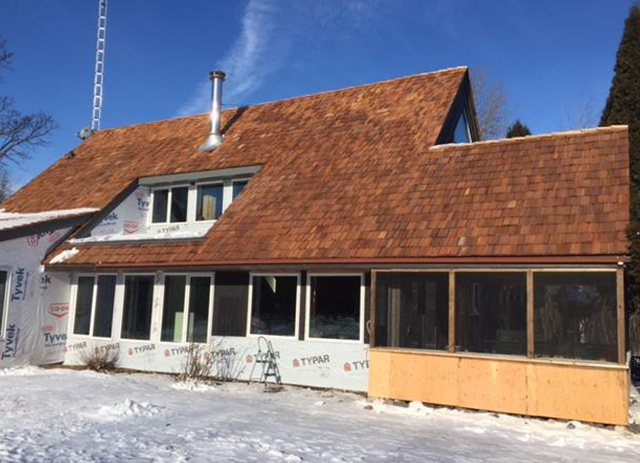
455,273,527,356
160,275,212,343
534,272,617,362
0,270,9,333
375,273,449,350
73,275,117,337
121,275,155,340
249,275,298,337
308,275,362,341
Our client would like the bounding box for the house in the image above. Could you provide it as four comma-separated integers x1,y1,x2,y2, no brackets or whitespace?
0,67,631,425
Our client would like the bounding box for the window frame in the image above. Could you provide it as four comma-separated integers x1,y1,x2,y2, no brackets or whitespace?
149,184,191,225
246,272,301,339
70,273,118,339
157,272,215,344
371,267,623,365
0,267,11,338
304,272,365,344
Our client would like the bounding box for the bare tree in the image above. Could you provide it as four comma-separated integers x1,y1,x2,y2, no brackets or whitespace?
560,92,598,131
0,34,56,168
470,69,509,140
0,168,10,202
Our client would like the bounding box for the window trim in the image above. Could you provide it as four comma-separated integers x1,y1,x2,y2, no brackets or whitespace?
0,267,11,338
246,272,301,339
304,272,365,344
157,272,215,344
69,273,118,339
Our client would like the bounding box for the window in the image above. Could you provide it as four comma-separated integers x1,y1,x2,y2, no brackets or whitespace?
212,272,249,337
249,275,298,337
453,111,470,143
455,273,527,355
72,275,117,337
93,276,117,337
160,275,212,343
73,276,94,335
188,276,211,343
232,180,248,199
161,275,187,342
196,184,223,221
0,270,9,334
534,272,617,362
121,275,155,340
375,273,449,350
308,275,362,341
152,186,189,224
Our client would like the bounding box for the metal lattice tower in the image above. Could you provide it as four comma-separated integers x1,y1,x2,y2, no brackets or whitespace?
91,0,108,132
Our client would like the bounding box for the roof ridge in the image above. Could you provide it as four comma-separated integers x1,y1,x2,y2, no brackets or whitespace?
430,125,629,150
97,66,469,133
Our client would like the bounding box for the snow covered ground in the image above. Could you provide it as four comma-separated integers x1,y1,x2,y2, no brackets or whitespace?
0,367,639,463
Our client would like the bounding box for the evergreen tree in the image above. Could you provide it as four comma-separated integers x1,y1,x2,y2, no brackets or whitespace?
600,5,640,354
505,119,531,138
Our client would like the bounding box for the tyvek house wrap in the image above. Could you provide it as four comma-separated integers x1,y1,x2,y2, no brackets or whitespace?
0,228,72,366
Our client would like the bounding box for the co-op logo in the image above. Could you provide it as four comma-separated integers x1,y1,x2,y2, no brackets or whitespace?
48,303,69,319
124,221,139,234
128,343,155,356
343,359,369,372
292,354,330,368
11,268,29,301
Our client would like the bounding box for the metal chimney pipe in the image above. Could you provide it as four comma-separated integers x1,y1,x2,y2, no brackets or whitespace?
199,70,226,151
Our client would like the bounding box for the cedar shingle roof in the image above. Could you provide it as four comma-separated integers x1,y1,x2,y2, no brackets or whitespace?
2,66,630,267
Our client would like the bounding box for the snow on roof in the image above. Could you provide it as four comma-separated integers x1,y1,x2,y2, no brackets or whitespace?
0,208,97,232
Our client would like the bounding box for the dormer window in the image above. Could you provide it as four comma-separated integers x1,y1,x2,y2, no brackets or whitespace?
152,186,189,224
453,110,471,144
196,183,224,221
233,179,248,199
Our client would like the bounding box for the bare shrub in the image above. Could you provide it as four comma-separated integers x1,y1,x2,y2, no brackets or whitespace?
81,347,119,372
177,343,214,383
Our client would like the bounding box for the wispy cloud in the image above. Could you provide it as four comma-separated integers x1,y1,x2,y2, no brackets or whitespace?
177,0,385,117
177,0,277,116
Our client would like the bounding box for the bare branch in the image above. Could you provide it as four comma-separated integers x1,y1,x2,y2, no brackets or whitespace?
0,34,14,82
0,38,56,166
0,167,10,203
560,92,598,131
470,69,510,140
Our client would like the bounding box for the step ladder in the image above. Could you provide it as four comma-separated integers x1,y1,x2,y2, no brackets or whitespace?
253,336,282,389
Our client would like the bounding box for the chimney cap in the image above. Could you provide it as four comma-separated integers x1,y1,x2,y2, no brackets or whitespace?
209,70,226,80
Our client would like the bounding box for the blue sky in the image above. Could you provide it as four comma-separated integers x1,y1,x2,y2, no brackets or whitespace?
0,0,636,188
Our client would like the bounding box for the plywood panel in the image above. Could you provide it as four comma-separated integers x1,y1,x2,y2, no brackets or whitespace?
369,349,629,426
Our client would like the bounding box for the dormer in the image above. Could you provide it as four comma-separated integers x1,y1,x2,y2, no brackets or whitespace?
72,165,260,243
